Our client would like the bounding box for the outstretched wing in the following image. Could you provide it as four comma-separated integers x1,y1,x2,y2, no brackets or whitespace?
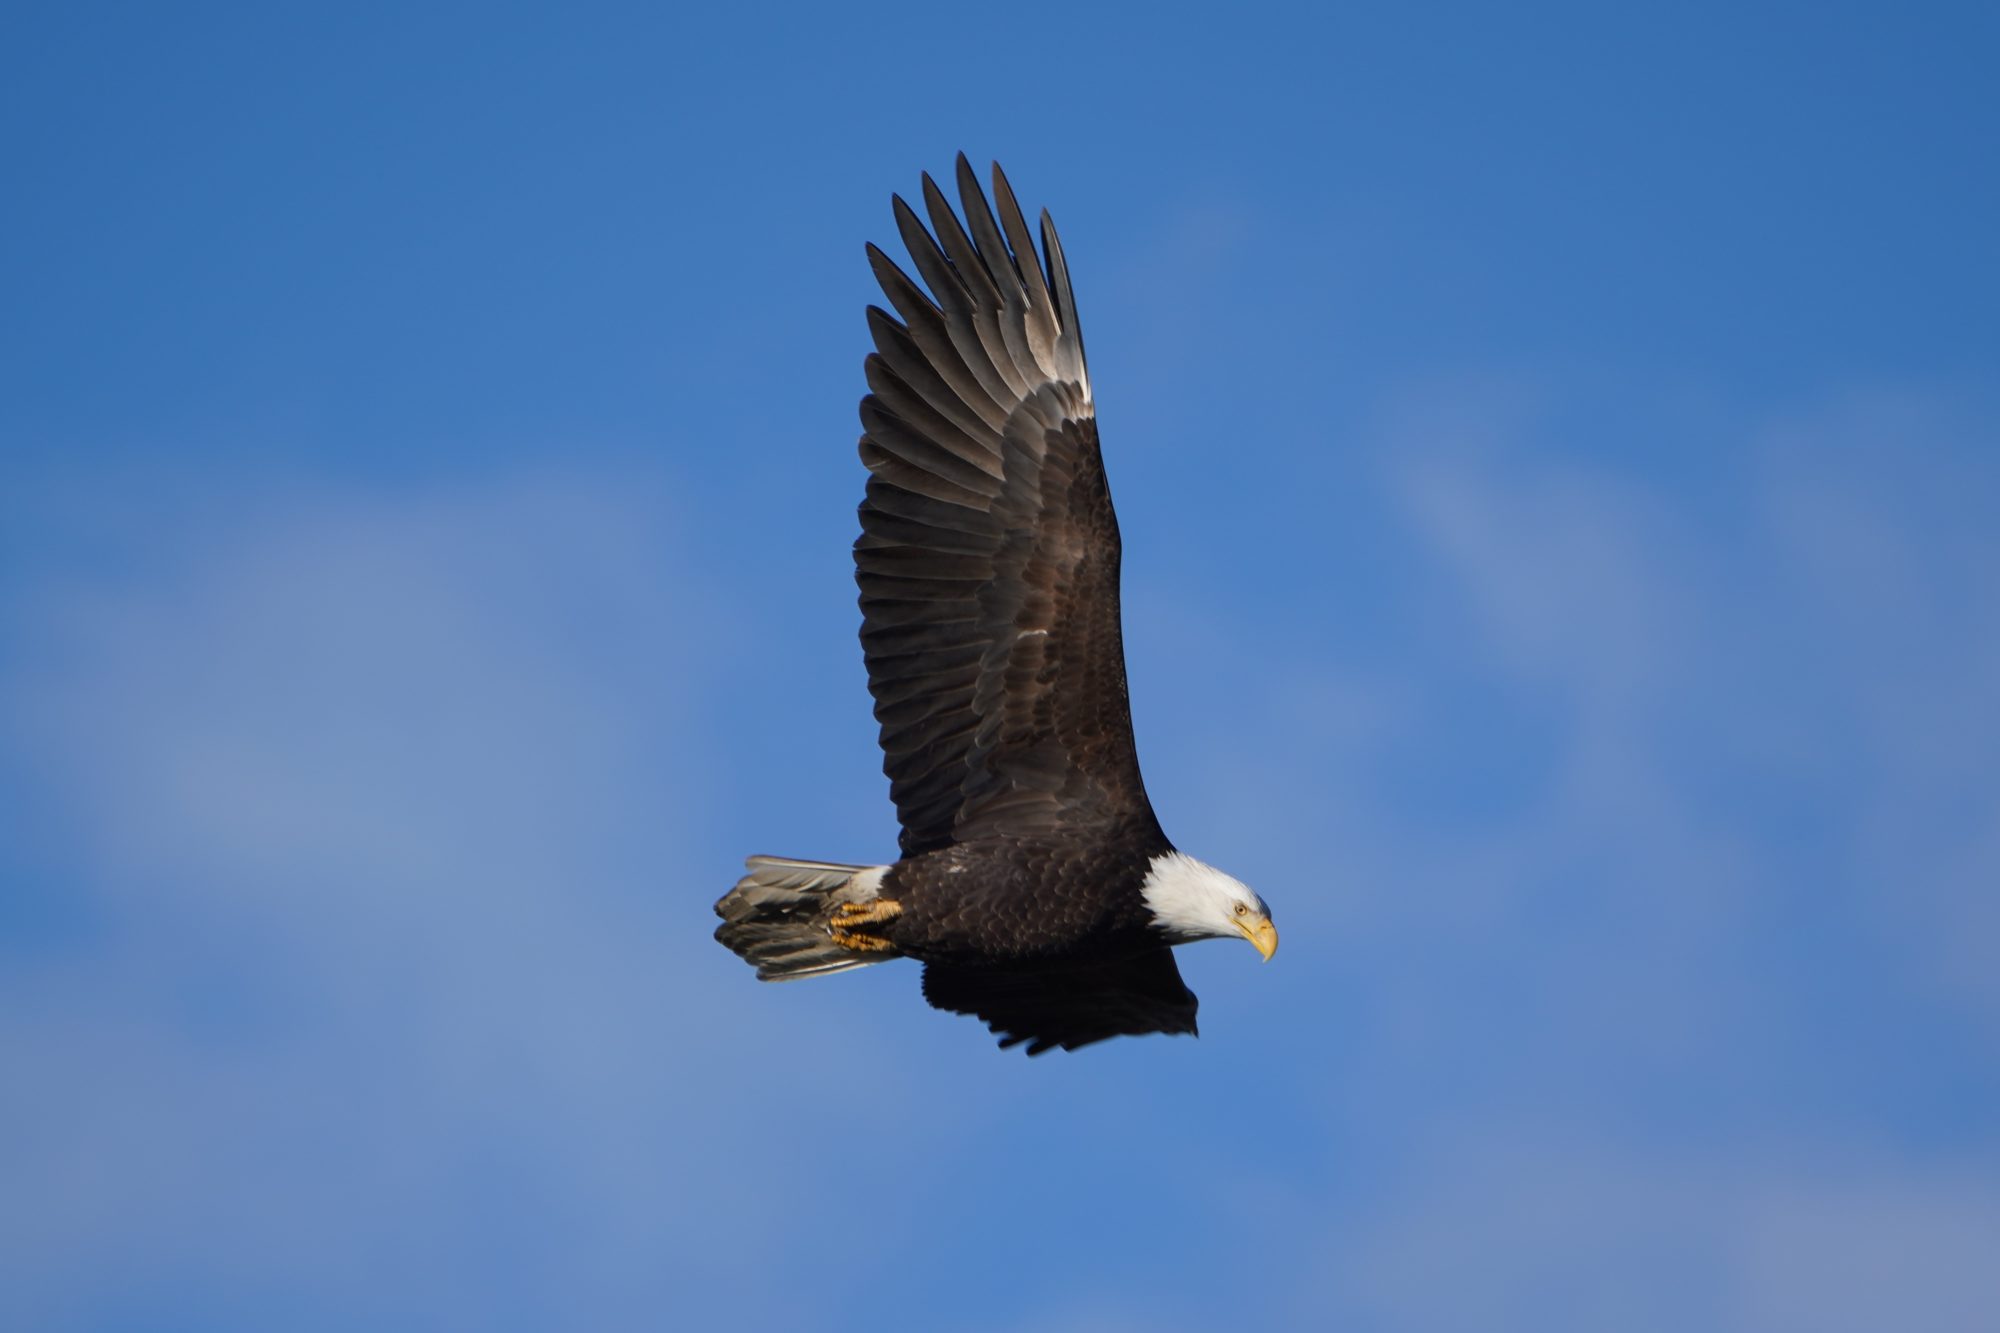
856,156,1156,857
920,950,1199,1055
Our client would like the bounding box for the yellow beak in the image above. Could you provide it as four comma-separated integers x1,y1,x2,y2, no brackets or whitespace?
1238,914,1279,962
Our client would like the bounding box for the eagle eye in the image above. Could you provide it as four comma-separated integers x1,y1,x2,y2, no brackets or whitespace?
1234,902,1249,916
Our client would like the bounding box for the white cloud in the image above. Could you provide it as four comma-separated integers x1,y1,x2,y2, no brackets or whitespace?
0,467,923,1329
1296,1129,2000,1333
1147,379,2000,1329
1381,381,2000,1035
1736,1169,2000,1333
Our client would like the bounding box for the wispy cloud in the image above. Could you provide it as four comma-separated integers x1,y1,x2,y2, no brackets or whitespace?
0,467,922,1330
1121,378,2000,1329
1298,1127,2000,1333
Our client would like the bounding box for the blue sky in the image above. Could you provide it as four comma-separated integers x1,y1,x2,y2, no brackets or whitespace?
4,3,1998,1330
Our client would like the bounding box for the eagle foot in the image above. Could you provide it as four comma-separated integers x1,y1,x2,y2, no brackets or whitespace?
827,898,902,953
828,899,902,928
829,928,897,952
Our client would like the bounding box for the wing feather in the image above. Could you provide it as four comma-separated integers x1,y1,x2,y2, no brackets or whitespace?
858,400,1003,493
864,313,1005,449
1039,211,1089,389
894,193,1030,403
991,163,1065,379
864,247,1014,429
951,156,1046,393
856,442,991,509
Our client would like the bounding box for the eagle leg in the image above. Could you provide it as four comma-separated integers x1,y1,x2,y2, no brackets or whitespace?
829,900,903,927
828,898,903,952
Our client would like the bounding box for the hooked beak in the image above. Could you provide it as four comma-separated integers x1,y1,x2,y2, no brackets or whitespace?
1237,913,1279,962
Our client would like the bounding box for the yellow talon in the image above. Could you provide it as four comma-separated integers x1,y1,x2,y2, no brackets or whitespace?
829,899,902,928
828,898,902,952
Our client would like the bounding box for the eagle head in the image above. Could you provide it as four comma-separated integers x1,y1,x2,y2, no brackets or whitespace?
1140,851,1278,960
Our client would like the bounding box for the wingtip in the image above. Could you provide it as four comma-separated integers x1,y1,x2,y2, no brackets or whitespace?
955,152,990,208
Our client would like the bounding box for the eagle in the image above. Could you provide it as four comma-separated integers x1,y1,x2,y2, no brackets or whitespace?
714,157,1276,1054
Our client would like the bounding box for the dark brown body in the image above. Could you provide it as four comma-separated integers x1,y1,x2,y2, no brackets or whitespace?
880,823,1172,965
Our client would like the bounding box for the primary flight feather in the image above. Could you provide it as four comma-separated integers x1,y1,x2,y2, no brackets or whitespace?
714,156,1275,1054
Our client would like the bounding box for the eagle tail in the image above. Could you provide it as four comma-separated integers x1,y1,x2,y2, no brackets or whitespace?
713,856,898,980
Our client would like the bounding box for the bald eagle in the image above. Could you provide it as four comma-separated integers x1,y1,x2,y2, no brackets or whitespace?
714,157,1276,1053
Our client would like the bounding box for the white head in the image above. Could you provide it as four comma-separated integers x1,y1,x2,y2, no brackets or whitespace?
1140,851,1278,960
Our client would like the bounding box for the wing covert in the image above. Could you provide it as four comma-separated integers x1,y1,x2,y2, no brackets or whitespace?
920,950,1199,1055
